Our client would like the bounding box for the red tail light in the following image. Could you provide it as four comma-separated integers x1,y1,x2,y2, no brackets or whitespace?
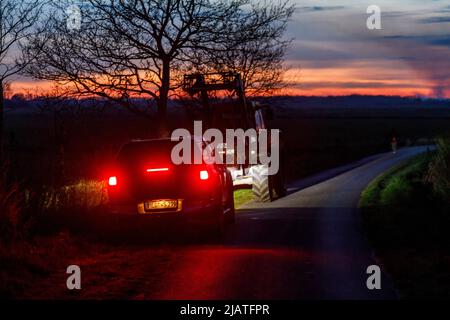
108,176,117,186
200,170,209,180
146,167,169,173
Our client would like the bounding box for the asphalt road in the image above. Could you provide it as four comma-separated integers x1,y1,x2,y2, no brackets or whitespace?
29,146,430,300
144,146,429,300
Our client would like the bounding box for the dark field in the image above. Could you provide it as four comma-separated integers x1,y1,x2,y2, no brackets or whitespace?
4,96,449,186
276,116,446,178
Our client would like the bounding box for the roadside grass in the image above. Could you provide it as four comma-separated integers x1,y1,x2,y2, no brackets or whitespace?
360,153,432,208
41,180,108,212
233,189,253,209
0,178,109,298
0,231,103,299
360,150,450,298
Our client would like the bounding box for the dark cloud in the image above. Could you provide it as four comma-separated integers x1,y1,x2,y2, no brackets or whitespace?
419,16,450,23
382,35,411,40
383,11,418,18
428,37,450,46
382,35,450,48
297,6,346,13
292,81,425,90
286,43,355,62
378,33,450,97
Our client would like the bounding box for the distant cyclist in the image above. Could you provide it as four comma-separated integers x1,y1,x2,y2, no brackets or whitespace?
391,137,397,154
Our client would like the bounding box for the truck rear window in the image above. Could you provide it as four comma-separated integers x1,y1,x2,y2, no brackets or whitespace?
117,139,203,165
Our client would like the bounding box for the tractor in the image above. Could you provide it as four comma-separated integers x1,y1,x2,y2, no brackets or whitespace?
182,72,286,202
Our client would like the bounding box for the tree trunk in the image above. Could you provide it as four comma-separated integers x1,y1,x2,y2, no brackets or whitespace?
156,59,170,137
0,81,4,160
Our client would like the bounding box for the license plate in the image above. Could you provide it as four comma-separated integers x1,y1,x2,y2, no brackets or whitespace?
144,199,178,211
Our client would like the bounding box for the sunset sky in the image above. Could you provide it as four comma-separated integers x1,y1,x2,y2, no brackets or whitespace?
11,0,450,98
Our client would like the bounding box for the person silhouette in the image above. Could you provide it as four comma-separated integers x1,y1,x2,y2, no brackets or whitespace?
391,137,397,154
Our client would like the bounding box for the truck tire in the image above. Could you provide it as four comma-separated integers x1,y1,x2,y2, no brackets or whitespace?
251,164,271,202
226,178,235,224
272,160,287,198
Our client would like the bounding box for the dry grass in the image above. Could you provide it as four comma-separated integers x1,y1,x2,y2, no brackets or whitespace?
0,178,109,298
0,181,25,243
0,231,91,298
40,180,108,212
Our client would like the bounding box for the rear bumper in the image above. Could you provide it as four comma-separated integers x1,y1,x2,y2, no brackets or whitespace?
107,199,219,220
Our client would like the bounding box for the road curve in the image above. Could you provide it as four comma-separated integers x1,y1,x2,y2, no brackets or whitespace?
149,146,430,300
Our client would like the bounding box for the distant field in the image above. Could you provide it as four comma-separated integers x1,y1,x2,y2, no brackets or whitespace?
276,116,447,179
4,96,450,187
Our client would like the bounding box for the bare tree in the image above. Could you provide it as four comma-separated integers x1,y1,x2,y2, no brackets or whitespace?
195,1,294,96
0,0,46,151
25,0,294,132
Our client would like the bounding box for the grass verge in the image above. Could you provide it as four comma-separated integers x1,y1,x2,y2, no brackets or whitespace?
233,189,253,209
360,151,450,299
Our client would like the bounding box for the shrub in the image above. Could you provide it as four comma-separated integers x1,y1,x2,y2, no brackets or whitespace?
40,180,108,212
426,137,450,201
379,176,413,206
0,182,23,243
1,177,108,243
